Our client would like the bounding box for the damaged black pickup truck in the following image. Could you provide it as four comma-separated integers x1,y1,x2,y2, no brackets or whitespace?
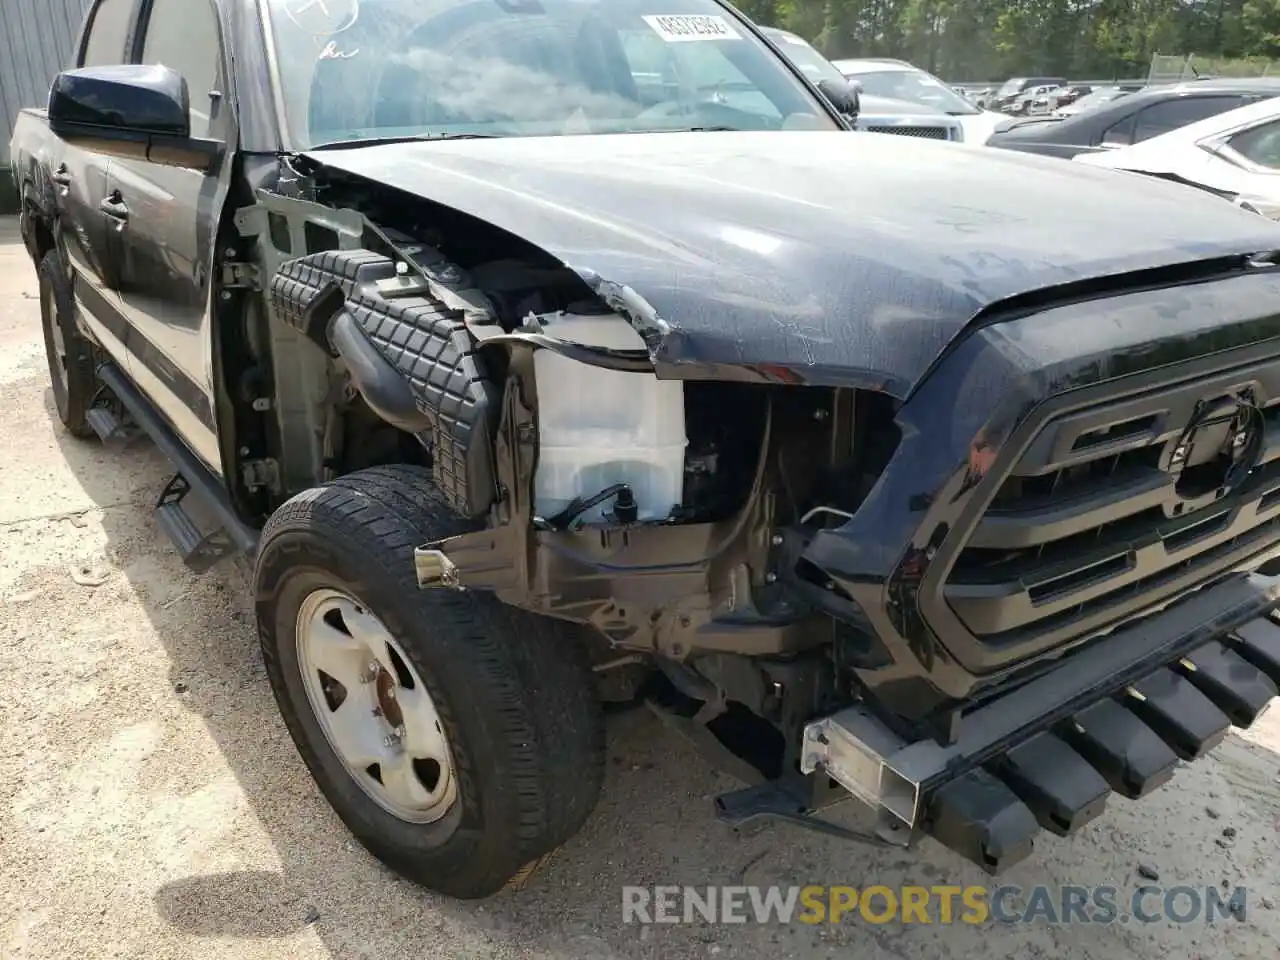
13,0,1280,899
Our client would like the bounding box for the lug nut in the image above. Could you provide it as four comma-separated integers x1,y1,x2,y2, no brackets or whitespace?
765,572,777,584
382,726,405,747
771,533,784,546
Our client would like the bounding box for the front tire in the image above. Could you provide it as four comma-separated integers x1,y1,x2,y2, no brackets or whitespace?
38,250,96,438
253,465,605,898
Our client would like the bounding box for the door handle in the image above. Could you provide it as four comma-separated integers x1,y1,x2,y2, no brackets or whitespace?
51,164,72,191
99,192,129,223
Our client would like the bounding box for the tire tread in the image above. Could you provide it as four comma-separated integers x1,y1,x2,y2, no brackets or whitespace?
255,465,604,897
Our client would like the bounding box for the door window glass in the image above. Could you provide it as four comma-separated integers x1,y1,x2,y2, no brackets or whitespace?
81,0,133,67
138,0,224,139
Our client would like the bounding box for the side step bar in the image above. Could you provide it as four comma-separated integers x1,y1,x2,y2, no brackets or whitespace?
86,405,141,448
97,363,257,568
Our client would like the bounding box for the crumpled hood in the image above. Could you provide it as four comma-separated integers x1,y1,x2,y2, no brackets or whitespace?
306,130,1280,397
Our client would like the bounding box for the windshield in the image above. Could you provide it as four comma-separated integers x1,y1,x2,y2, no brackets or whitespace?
851,68,979,114
266,0,839,147
762,30,845,84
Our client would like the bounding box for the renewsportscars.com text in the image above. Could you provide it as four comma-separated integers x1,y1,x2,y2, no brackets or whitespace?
622,884,1249,926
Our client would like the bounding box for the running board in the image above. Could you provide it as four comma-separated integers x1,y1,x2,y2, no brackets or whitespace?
86,405,142,448
96,363,257,569
155,473,237,573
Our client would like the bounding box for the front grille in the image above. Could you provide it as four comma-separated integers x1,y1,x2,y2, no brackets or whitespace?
943,355,1280,649
866,125,953,140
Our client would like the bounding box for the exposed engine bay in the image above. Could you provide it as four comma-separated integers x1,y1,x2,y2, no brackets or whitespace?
256,173,910,813
335,184,903,538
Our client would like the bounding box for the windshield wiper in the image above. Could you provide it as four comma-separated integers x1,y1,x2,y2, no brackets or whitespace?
308,133,501,150
643,125,741,133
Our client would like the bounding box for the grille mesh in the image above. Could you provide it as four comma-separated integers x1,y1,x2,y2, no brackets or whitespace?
866,125,954,140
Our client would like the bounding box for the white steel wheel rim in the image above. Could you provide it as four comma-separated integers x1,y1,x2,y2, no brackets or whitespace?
296,588,457,824
42,282,68,392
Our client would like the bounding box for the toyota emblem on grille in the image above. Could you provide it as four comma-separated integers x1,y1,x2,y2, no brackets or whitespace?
1170,393,1264,504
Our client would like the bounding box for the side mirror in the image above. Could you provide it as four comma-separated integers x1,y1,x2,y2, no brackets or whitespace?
48,64,220,173
817,77,861,121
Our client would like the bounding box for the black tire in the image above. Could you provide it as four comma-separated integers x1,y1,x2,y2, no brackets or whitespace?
38,250,96,438
254,465,605,899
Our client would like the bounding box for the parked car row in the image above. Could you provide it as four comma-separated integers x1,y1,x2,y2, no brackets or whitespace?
986,78,1280,157
760,34,1005,143
760,33,1280,223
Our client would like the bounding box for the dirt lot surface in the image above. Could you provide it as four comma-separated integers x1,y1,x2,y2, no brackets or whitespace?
1,216,1279,959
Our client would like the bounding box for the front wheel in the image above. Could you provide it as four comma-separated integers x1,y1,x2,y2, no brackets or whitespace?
253,465,605,898
38,250,96,438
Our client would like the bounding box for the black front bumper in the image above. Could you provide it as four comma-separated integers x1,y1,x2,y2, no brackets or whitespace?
773,571,1280,873
720,570,1280,871
924,570,1280,871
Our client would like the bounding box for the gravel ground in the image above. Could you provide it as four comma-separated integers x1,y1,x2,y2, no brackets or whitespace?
1,215,1279,960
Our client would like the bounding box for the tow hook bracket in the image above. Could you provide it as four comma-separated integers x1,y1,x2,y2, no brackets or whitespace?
415,546,462,589
800,704,921,831
713,779,905,849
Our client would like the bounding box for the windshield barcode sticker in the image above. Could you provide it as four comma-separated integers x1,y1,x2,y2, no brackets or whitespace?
642,14,742,42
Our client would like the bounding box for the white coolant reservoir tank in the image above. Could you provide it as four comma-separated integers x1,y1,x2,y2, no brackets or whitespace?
532,311,687,524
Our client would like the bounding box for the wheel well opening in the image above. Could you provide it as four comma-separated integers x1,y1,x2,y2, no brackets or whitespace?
26,200,55,263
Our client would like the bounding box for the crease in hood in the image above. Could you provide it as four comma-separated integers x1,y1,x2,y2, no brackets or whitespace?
303,130,1280,398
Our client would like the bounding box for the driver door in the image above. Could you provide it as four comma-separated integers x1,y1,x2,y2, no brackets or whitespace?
106,0,230,474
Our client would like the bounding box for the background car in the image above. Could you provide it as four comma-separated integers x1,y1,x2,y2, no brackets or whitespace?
832,56,1006,142
1008,83,1061,115
763,30,963,141
986,78,1280,159
1075,96,1280,219
855,94,964,140
988,75,1067,111
1052,84,1094,108
1054,84,1140,118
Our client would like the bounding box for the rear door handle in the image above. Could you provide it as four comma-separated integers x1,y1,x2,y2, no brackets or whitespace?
51,164,72,190
99,192,129,223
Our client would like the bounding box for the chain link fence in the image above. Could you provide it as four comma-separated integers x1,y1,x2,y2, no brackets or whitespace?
954,53,1280,92
1148,53,1280,83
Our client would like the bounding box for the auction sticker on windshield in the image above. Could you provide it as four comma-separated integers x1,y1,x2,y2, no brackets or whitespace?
643,14,742,41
